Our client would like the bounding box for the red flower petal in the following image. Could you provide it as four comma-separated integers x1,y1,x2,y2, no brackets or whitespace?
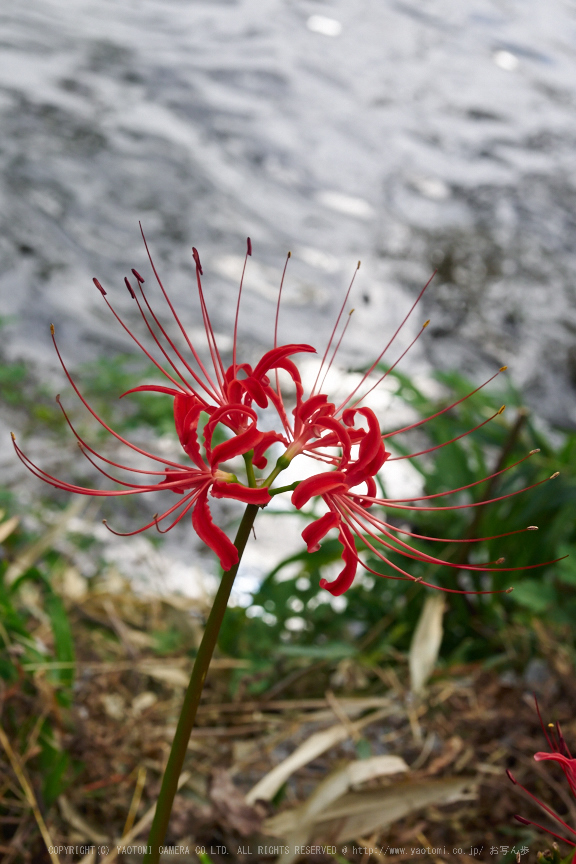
252,344,316,380
239,375,269,408
208,422,262,468
319,523,358,595
211,481,271,505
252,430,288,469
191,486,239,572
301,511,340,552
291,471,347,509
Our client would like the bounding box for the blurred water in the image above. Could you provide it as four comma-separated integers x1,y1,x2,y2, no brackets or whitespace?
2,0,576,421
2,0,576,591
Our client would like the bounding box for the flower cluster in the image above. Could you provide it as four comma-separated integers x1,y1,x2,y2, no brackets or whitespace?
508,701,576,862
13,227,558,590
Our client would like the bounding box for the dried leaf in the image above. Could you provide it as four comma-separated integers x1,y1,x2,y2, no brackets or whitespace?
139,663,190,688
409,593,445,694
265,776,477,851
245,707,392,804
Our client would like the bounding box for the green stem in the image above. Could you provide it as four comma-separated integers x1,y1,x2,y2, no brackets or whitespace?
144,503,259,864
243,450,257,488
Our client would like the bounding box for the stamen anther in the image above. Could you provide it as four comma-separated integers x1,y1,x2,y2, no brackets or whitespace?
124,277,136,299
550,472,560,479
131,268,145,283
423,319,430,328
50,324,55,335
500,365,508,372
247,238,252,256
192,247,203,275
505,587,514,593
93,278,107,296
529,449,540,455
498,405,506,414
527,525,538,531
10,432,15,442
357,261,361,269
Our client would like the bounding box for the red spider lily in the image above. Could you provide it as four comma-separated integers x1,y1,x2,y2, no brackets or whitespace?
12,227,559,590
508,700,576,862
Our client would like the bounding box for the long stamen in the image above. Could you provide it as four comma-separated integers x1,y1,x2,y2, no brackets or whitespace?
343,497,509,573
345,319,429,413
317,309,355,395
102,489,200,536
361,450,539,503
139,223,222,398
232,238,252,375
191,247,226,391
382,367,508,439
56,396,184,477
514,815,576,847
94,283,191,396
129,278,218,404
333,499,490,592
312,261,360,397
334,270,436,413
153,492,201,534
274,251,292,350
355,471,560,513
507,771,576,838
49,326,187,469
387,405,507,461
342,491,564,573
273,251,294,434
78,443,204,492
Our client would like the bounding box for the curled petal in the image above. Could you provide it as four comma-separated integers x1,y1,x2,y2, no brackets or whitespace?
252,344,316,380
239,375,269,408
319,524,358,595
210,422,262,467
191,486,239,572
253,430,289,469
211,481,271,505
173,395,209,469
291,471,348,509
296,394,334,425
204,404,260,465
302,511,340,552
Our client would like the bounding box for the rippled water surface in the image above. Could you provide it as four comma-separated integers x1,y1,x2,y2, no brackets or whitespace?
2,0,576,589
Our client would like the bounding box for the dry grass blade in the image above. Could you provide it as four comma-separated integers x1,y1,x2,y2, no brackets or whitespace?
99,771,192,864
122,766,147,837
245,707,393,804
409,593,445,695
265,775,477,847
58,795,108,843
0,722,61,864
0,515,20,544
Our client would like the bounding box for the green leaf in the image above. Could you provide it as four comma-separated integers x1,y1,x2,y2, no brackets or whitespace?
512,580,557,613
277,642,356,660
